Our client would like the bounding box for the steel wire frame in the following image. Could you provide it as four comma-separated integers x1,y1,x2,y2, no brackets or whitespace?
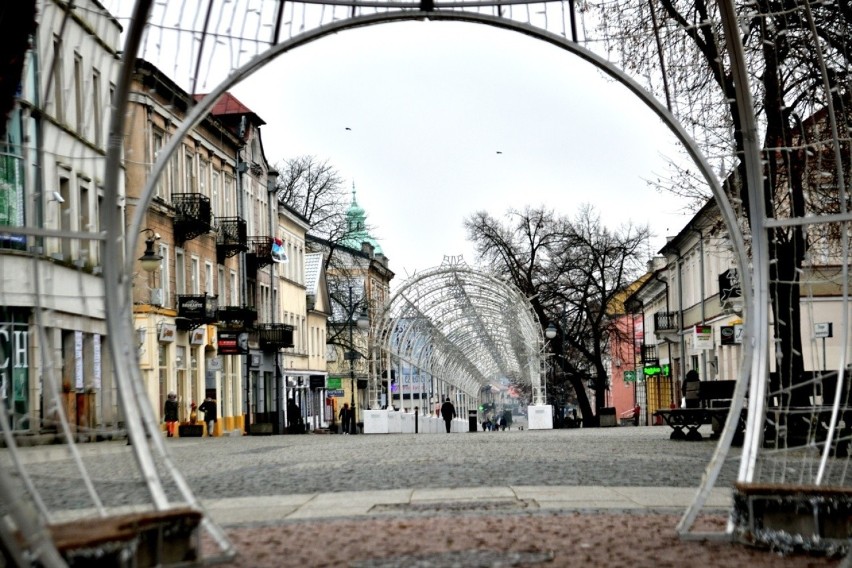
40,0,846,562
371,264,544,409
108,0,744,547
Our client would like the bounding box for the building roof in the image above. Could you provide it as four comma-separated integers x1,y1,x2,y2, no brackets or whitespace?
193,92,266,126
304,252,324,297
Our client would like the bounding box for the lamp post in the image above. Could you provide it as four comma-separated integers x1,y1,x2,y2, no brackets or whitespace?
347,285,369,434
542,323,557,406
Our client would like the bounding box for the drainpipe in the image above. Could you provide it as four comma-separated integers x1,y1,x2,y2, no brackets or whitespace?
690,228,707,381
676,251,686,389
237,116,250,434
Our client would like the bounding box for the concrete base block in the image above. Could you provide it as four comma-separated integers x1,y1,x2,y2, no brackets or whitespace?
527,405,553,430
733,482,852,556
363,410,389,434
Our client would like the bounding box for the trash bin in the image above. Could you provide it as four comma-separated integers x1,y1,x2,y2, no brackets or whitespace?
468,409,478,432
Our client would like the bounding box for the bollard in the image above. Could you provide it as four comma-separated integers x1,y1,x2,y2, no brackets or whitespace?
414,406,419,434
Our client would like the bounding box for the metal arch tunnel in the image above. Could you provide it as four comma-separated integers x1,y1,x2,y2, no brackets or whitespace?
365,259,550,430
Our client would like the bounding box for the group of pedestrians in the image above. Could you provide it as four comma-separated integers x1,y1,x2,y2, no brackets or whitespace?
163,393,217,437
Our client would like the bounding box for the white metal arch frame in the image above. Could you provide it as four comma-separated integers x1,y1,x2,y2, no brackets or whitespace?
371,261,545,412
99,0,748,547
94,0,784,560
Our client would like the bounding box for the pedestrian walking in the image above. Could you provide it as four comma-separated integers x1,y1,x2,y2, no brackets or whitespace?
682,370,701,409
163,392,178,437
440,397,456,433
339,403,352,434
198,396,217,437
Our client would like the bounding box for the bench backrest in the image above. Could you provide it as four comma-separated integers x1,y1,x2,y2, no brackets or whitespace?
699,380,737,408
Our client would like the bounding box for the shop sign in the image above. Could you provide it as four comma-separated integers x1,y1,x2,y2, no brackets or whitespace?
218,331,248,355
190,327,205,345
158,323,176,343
720,325,744,345
718,269,742,301
693,325,714,349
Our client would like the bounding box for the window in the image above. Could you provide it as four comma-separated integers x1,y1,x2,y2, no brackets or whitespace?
230,270,238,305
58,176,71,259
211,170,220,217
79,179,90,260
92,70,102,148
74,53,84,134
175,248,186,295
218,266,225,300
52,36,64,121
158,244,170,305
222,174,233,217
199,159,210,199
184,150,195,193
205,262,214,296
190,256,200,294
152,130,166,199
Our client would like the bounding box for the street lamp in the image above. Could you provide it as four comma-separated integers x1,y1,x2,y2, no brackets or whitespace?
347,285,369,434
138,229,162,273
545,323,557,340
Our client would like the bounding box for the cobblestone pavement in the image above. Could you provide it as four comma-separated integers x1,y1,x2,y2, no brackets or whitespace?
7,425,739,510
4,425,844,567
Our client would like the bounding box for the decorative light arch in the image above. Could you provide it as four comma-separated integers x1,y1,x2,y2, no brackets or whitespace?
369,257,545,412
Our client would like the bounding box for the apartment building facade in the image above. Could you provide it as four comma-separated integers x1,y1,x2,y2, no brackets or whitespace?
1,0,122,433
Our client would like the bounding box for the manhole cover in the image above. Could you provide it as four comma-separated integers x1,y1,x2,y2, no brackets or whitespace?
351,549,554,567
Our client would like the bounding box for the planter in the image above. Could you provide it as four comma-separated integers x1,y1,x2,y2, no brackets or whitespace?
178,424,203,437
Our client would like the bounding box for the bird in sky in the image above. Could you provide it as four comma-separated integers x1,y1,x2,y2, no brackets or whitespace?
345,127,352,131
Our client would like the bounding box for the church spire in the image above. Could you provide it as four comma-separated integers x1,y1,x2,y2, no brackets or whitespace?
343,182,382,255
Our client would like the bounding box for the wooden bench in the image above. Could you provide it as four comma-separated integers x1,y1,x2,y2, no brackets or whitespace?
48,508,202,567
654,380,739,441
653,408,729,441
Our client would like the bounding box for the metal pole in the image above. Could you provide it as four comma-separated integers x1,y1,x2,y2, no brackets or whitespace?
349,285,357,435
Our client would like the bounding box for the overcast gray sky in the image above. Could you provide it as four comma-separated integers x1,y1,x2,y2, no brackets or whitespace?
230,21,694,278
104,0,697,280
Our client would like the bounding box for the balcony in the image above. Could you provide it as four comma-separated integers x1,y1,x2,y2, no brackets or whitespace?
217,305,257,328
246,236,273,274
256,323,294,351
640,343,658,365
173,193,212,242
216,217,248,263
175,294,218,330
653,311,678,334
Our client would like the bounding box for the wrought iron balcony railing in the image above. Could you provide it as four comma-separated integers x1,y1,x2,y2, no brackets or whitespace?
172,193,212,242
246,236,273,273
256,323,295,351
653,311,679,333
217,305,257,327
216,216,248,262
640,343,658,365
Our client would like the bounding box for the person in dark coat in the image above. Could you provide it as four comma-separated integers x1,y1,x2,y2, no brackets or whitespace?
198,397,217,437
682,370,701,409
339,403,352,435
440,397,456,433
163,392,178,437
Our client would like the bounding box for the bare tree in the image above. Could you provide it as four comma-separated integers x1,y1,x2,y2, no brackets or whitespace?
595,0,851,404
466,205,650,426
276,155,349,244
